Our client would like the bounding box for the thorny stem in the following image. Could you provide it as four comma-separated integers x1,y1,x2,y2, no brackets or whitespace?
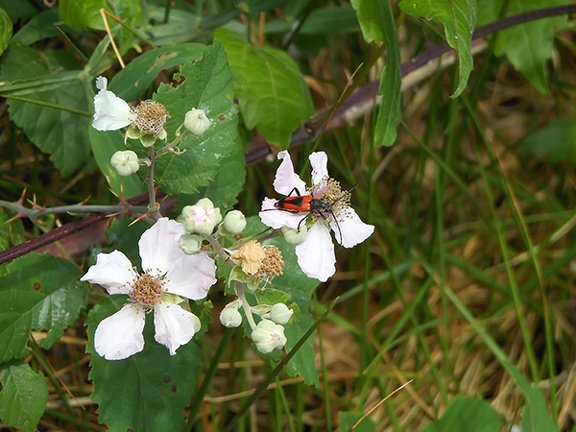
0,191,162,265
147,147,160,219
0,201,149,220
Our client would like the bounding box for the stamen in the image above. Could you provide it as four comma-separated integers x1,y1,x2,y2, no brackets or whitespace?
256,246,284,279
311,176,352,221
128,272,165,309
133,100,169,134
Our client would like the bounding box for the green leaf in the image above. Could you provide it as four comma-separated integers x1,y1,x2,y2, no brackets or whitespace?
239,0,290,14
2,43,91,177
0,253,88,363
59,0,107,30
88,127,147,199
373,0,402,147
255,287,291,306
520,387,559,432
339,411,376,432
11,9,64,46
109,43,207,101
0,7,12,56
519,118,576,164
299,7,359,36
200,142,246,210
153,42,242,195
350,0,385,43
420,396,502,432
0,361,48,432
399,0,476,97
477,0,568,94
215,28,314,149
87,297,200,431
0,210,26,255
350,0,401,145
146,8,203,45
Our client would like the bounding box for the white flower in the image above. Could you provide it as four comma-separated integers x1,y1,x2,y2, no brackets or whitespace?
259,151,374,282
81,218,217,360
92,76,136,131
184,108,211,136
110,150,139,176
251,319,287,354
92,76,168,145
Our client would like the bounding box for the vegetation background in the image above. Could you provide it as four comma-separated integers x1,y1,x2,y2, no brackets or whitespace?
0,0,575,431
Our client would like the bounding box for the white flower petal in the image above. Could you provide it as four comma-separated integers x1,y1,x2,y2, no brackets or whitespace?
309,151,329,186
80,250,136,295
139,218,186,273
295,222,335,282
259,198,305,230
164,253,216,300
273,151,307,196
92,76,134,131
94,304,146,360
332,210,374,248
154,303,197,355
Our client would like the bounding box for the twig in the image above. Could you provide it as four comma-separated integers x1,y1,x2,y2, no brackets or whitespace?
0,201,148,219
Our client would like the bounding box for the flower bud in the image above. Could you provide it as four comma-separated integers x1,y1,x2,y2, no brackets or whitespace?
178,234,203,255
180,198,222,235
191,314,201,333
184,108,211,136
220,308,242,328
110,150,139,176
269,303,293,325
223,210,247,234
281,225,307,244
251,319,287,354
197,198,222,225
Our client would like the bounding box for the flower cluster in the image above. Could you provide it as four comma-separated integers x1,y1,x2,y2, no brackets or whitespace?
85,75,375,361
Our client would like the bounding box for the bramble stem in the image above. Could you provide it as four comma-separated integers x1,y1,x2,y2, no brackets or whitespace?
147,147,160,219
0,201,149,219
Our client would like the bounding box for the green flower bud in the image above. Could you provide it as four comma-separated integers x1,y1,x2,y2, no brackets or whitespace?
281,225,307,244
110,150,139,176
223,210,247,234
220,308,242,328
191,314,201,333
184,108,211,136
251,319,287,354
269,303,293,325
178,234,203,255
